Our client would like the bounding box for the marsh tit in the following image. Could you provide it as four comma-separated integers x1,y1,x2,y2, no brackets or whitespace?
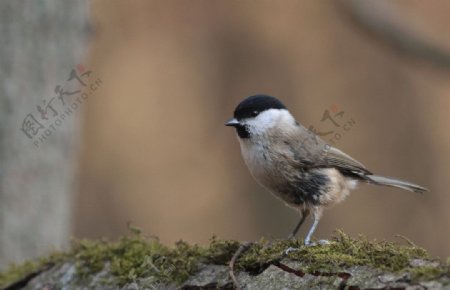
225,95,428,246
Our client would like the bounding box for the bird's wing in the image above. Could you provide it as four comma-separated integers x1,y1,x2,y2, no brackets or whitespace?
322,146,372,175
286,126,372,176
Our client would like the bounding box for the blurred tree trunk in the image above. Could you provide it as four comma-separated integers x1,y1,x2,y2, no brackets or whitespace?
0,0,89,269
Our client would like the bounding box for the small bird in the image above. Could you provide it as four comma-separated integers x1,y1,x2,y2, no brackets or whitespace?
225,95,428,246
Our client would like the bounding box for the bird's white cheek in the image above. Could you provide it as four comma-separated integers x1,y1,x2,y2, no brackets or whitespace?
244,109,285,135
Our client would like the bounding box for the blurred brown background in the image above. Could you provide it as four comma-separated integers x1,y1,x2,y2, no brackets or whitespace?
74,0,450,259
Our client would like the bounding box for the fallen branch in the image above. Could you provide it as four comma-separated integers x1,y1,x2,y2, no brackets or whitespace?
339,0,450,70
228,241,253,290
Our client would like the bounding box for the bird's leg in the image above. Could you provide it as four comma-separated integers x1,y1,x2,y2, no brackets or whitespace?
284,208,330,255
304,207,329,246
283,208,310,256
267,209,308,251
288,208,310,239
304,217,319,246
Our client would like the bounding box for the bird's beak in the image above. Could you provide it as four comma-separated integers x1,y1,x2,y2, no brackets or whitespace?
225,118,240,127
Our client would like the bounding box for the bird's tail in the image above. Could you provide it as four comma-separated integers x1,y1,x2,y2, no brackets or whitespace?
366,175,429,193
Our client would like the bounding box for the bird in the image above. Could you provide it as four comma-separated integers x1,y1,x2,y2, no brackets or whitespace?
225,94,428,246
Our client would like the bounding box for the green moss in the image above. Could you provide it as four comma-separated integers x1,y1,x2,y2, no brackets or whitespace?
0,260,40,288
411,258,450,281
411,265,450,281
280,230,429,272
217,230,429,274
0,230,448,288
71,236,206,285
0,251,66,288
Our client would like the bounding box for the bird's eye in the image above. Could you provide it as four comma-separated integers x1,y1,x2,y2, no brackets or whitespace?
251,110,259,117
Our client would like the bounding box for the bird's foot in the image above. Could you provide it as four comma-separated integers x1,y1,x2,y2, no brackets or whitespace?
283,239,331,255
283,247,299,256
304,239,331,247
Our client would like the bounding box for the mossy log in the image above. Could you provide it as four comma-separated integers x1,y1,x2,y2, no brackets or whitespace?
1,231,449,290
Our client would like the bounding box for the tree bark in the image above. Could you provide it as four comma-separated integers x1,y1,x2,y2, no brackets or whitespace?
2,235,449,290
0,0,89,269
7,257,450,290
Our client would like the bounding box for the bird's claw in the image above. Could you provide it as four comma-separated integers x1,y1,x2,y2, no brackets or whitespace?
305,239,331,247
284,239,331,255
318,239,331,245
283,247,299,256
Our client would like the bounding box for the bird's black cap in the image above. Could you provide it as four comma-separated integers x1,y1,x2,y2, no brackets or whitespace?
233,95,287,120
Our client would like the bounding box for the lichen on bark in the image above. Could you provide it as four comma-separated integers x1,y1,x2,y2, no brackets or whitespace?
1,230,449,289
